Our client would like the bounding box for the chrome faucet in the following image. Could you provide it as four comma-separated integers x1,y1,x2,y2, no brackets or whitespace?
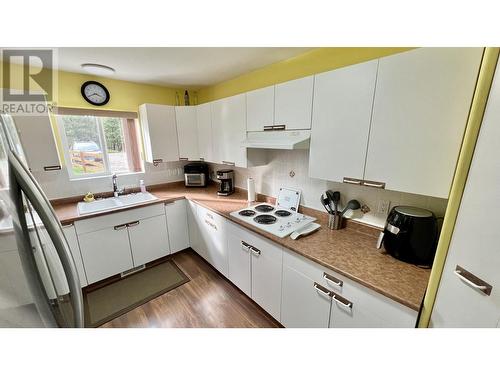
112,173,124,197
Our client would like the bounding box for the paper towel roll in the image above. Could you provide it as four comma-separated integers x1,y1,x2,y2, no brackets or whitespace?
247,178,256,202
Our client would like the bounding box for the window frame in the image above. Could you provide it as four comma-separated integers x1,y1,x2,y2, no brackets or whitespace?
56,112,141,180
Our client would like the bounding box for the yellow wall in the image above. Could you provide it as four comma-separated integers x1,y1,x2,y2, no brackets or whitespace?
197,47,414,102
1,62,180,111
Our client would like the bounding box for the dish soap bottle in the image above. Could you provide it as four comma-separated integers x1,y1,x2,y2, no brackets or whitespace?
139,180,146,193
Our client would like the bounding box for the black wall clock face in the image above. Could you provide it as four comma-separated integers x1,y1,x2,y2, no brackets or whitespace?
81,81,110,106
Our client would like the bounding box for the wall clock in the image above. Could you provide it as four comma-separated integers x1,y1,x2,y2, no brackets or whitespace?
81,81,110,106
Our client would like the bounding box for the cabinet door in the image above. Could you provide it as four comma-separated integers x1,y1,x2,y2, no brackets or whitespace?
12,113,61,172
78,226,133,284
274,76,314,130
175,106,199,160
62,224,88,287
227,222,251,296
364,48,483,197
309,60,378,182
139,104,179,163
165,200,190,254
187,200,205,258
281,265,332,327
250,237,283,321
211,94,247,167
196,103,214,162
246,86,274,131
197,205,228,277
128,215,170,266
431,59,500,327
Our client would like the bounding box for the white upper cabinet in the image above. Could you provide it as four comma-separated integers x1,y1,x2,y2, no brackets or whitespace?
139,103,179,163
246,86,275,131
12,113,61,172
364,48,483,198
175,106,199,161
211,94,247,167
309,60,378,182
274,76,314,130
196,103,214,162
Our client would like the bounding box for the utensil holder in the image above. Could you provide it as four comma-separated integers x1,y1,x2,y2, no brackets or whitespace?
328,213,342,230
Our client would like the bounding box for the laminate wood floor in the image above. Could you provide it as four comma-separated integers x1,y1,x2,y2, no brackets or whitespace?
100,249,282,328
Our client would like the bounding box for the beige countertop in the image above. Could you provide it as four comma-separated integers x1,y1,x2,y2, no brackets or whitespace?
51,182,431,311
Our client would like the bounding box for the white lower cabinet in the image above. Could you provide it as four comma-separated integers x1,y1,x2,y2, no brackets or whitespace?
164,199,190,254
62,224,88,287
281,265,332,328
281,249,418,328
196,204,228,277
187,200,203,258
128,215,170,266
227,221,283,320
329,278,417,328
78,226,134,284
227,222,252,296
249,233,282,321
74,203,187,284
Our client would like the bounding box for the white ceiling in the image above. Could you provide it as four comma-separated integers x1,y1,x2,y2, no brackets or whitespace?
57,47,312,88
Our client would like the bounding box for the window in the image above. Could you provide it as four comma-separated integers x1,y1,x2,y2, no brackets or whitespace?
55,108,142,179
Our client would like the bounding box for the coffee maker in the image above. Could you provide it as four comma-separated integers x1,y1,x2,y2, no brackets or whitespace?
216,169,234,196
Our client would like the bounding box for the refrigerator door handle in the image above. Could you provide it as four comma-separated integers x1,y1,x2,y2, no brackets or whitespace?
8,151,84,328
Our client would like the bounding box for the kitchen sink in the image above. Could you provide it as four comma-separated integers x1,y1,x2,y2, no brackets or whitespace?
77,192,158,215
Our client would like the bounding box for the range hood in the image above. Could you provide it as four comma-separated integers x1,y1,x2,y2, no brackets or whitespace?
241,130,310,150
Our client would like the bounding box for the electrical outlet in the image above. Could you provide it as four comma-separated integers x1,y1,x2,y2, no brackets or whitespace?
377,200,390,215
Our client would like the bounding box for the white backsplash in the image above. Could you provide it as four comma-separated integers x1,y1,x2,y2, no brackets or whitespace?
33,161,187,200
209,149,448,229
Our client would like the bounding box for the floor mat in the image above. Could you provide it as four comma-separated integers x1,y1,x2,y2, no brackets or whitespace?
84,260,189,327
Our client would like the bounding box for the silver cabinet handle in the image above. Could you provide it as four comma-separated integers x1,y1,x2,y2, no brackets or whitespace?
204,219,217,231
454,265,492,296
362,180,386,189
152,158,163,163
114,224,127,231
313,282,333,298
241,241,251,252
343,177,362,185
222,161,235,166
127,221,140,227
323,272,343,287
251,247,261,256
179,157,189,161
332,293,353,309
62,223,74,228
264,125,286,131
43,165,61,171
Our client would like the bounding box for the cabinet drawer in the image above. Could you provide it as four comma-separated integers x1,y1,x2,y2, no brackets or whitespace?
283,249,418,327
75,203,165,234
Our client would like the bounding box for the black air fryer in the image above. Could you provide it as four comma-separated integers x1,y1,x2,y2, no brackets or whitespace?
377,206,438,267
